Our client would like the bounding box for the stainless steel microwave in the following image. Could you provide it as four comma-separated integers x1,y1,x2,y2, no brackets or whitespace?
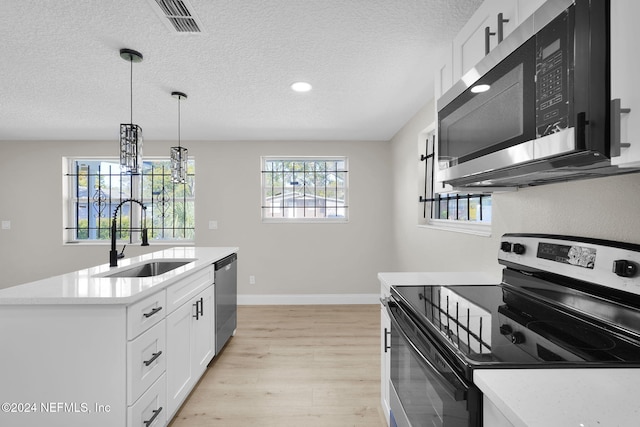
437,0,629,188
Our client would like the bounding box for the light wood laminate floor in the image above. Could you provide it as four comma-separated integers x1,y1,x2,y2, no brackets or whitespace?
168,304,386,427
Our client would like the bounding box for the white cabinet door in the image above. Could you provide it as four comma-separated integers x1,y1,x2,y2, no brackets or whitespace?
166,297,196,417
452,0,517,83
610,0,640,167
380,303,391,426
434,45,454,101
193,285,215,375
166,285,215,418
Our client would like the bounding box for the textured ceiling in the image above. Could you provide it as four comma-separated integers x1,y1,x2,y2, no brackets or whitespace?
0,0,482,141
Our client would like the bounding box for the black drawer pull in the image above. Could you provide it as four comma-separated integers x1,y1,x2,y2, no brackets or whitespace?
384,327,391,353
143,306,163,318
193,299,200,320
143,351,162,367
143,406,163,427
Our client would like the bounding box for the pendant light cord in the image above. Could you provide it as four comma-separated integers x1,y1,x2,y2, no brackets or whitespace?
130,57,133,125
177,96,181,148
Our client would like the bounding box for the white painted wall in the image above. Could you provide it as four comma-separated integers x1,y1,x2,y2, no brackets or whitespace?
390,100,640,278
0,139,393,298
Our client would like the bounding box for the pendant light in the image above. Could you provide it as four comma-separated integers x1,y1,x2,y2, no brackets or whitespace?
170,91,188,183
119,48,144,175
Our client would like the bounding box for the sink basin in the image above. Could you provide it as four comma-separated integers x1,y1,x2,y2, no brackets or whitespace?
104,260,194,278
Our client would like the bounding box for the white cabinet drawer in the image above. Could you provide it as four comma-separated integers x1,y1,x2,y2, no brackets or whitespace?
128,290,166,339
128,319,166,405
128,373,167,427
166,266,213,314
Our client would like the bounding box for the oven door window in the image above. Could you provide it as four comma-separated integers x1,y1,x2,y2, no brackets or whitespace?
390,305,472,427
438,37,536,166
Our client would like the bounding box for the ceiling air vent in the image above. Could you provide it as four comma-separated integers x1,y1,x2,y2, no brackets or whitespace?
148,0,203,33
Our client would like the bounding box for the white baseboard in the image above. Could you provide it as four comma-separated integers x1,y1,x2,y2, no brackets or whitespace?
237,293,380,305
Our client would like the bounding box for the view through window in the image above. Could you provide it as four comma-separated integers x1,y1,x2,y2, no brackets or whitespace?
261,157,348,222
64,158,195,243
419,130,492,228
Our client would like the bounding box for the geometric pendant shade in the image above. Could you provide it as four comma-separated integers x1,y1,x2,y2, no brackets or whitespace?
170,91,188,183
119,48,144,175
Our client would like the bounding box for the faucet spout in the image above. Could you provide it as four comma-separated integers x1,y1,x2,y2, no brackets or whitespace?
110,198,149,267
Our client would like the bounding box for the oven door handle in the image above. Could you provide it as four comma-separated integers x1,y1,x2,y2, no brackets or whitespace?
385,300,469,402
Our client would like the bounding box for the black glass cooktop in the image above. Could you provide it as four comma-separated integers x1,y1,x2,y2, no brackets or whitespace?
392,278,640,368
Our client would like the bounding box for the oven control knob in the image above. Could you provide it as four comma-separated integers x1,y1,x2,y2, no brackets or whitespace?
499,324,513,335
613,260,638,278
513,243,525,255
501,242,512,252
511,332,525,344
513,243,526,255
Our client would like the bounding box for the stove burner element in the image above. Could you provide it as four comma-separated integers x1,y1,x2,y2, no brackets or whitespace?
527,321,617,351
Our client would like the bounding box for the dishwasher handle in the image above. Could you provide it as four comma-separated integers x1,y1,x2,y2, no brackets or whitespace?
215,253,237,270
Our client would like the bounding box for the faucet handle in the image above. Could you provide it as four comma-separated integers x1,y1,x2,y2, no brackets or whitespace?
141,229,149,246
118,245,126,259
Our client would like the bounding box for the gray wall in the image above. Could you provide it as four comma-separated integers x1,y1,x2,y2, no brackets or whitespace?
0,139,393,297
390,101,640,277
5,98,639,295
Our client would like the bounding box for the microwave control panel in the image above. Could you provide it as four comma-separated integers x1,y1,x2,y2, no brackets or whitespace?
535,7,572,137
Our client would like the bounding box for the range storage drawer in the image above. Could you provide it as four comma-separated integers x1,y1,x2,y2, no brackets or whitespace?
127,319,166,405
127,290,166,339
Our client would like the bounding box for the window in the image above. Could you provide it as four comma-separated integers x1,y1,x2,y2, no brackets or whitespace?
64,158,195,243
261,157,348,222
418,129,492,234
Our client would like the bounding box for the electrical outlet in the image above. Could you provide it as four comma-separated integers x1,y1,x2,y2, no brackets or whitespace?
1,220,10,230
249,275,256,285
208,220,218,230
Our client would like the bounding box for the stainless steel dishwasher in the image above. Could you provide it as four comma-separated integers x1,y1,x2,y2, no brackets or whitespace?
214,253,237,354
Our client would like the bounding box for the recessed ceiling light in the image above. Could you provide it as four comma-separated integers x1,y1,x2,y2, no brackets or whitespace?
471,84,491,93
291,82,312,92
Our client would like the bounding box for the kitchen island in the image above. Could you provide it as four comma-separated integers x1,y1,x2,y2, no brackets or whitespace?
0,246,238,427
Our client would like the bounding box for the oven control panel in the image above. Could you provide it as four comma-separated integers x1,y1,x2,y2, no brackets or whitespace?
498,234,640,295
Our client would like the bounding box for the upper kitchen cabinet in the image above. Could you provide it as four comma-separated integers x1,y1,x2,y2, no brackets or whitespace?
438,0,546,96
434,44,453,102
452,0,518,84
610,0,640,168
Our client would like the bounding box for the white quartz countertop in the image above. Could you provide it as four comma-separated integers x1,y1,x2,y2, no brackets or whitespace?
475,368,640,427
0,247,238,305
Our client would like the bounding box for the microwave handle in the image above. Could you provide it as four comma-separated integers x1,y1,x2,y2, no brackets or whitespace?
576,112,589,150
611,99,632,157
485,26,496,55
497,13,509,43
384,299,469,401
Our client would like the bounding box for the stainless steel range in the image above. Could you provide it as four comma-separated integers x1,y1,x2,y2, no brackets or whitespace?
383,234,640,427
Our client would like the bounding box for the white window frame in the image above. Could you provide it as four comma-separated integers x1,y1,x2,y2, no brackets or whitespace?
261,156,349,223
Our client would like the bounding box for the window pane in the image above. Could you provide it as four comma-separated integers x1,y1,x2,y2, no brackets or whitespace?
447,198,457,220
66,158,195,243
262,157,348,221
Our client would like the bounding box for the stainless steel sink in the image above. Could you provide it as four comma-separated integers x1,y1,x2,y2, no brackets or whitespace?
104,260,194,278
